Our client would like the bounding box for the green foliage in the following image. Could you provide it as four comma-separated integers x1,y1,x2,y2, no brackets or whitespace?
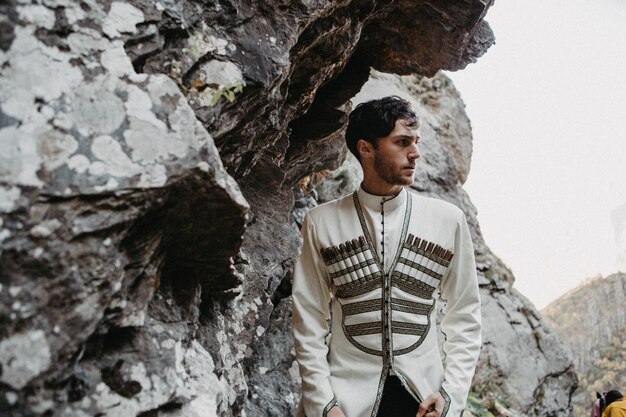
464,389,516,417
572,326,626,417
188,32,206,61
206,80,245,106
466,393,495,417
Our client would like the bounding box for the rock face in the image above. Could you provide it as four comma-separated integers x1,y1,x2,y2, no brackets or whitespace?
542,273,626,374
542,273,626,417
0,0,572,416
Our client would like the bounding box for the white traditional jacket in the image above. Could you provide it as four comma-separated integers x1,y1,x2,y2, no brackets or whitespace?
292,187,481,417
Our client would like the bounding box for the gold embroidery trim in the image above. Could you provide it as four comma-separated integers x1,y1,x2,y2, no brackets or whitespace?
323,396,338,417
335,275,383,298
345,321,383,336
340,319,384,356
392,272,437,299
391,298,433,315
342,299,383,316
391,320,428,336
440,387,451,417
341,298,431,316
392,302,435,356
370,364,391,417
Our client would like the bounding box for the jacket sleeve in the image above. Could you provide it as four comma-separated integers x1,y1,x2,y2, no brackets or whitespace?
438,210,482,417
292,214,337,417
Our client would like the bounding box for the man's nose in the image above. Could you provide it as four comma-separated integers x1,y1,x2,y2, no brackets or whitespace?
408,144,420,161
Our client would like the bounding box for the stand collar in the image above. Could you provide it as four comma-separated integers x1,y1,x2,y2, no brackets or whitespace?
357,186,407,213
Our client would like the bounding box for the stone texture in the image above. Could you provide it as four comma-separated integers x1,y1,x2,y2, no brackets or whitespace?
0,0,554,416
1,1,248,415
542,273,626,374
542,272,626,417
0,330,52,390
355,2,494,76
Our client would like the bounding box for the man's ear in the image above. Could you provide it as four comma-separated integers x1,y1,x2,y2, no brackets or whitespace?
357,139,374,160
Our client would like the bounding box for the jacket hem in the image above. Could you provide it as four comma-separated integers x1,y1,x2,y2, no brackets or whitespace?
322,396,338,417
394,368,423,403
369,364,391,417
439,387,451,417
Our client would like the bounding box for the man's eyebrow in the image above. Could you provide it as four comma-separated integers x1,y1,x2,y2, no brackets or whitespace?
394,134,420,140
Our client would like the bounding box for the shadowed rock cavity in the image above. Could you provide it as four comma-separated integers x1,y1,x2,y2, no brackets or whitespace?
132,0,494,180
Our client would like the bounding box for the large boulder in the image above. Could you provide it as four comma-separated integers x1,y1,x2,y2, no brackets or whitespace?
0,0,503,416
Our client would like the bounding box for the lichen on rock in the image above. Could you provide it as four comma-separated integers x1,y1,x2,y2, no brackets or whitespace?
0,0,575,416
0,329,52,390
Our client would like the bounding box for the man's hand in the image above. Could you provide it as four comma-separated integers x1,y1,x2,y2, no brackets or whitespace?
327,404,347,417
416,392,445,417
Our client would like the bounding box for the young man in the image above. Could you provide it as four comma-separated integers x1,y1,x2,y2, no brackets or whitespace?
292,96,481,417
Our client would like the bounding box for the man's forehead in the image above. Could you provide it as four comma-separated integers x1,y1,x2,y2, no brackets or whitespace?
395,119,421,136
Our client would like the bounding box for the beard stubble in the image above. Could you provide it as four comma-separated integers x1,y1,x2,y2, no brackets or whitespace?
374,153,413,187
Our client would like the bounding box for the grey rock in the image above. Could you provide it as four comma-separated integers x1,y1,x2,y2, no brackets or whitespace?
0,0,500,416
243,298,301,417
0,329,52,389
542,272,626,374
542,272,626,417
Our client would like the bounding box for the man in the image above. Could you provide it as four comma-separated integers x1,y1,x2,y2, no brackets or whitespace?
602,390,626,417
292,96,481,417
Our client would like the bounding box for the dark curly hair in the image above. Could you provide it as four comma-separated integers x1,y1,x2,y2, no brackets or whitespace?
345,96,419,160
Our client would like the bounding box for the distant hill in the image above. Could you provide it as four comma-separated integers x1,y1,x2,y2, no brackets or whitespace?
542,272,626,417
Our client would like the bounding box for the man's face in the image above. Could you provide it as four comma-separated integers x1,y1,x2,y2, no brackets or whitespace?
371,118,421,188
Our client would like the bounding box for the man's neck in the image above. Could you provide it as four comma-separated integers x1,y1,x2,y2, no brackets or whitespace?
360,180,403,197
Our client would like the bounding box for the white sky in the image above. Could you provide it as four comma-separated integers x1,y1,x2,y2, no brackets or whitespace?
445,0,626,309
